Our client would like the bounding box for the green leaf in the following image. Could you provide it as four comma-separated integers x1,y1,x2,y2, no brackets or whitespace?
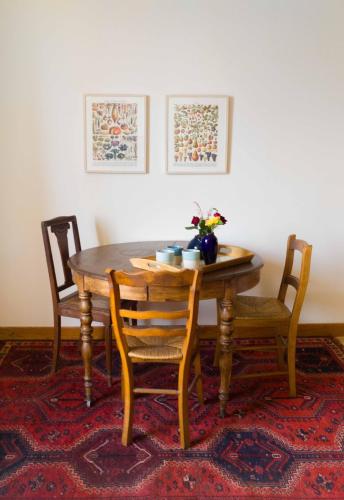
185,226,196,230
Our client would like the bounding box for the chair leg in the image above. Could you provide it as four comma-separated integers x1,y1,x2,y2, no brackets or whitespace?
122,363,134,446
213,299,221,367
178,362,191,449
275,333,287,370
288,335,297,397
105,325,112,387
121,366,124,402
52,313,61,373
193,352,204,405
213,339,221,367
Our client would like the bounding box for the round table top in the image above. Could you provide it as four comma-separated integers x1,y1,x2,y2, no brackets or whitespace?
68,241,263,283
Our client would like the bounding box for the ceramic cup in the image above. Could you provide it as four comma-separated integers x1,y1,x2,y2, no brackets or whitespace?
156,248,175,265
167,245,183,265
182,249,201,269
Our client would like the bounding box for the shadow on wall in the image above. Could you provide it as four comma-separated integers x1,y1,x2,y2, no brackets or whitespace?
95,218,113,246
242,259,282,298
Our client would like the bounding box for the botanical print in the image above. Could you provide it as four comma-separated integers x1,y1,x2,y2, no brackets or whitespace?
173,104,218,164
85,95,146,173
92,102,137,162
167,96,229,174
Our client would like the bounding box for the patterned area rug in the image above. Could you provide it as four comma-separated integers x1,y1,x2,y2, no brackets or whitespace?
0,338,344,499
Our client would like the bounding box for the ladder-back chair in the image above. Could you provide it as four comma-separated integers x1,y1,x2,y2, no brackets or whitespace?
215,234,312,397
107,267,203,449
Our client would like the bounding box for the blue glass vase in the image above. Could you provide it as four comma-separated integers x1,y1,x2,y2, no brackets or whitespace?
187,233,203,259
201,232,218,265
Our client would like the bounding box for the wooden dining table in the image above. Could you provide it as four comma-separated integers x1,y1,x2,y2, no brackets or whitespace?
68,241,263,416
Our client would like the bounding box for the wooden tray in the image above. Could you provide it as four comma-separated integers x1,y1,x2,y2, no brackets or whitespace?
130,245,254,274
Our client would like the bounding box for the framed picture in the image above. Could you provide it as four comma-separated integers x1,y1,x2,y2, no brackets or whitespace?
166,95,230,174
85,94,147,173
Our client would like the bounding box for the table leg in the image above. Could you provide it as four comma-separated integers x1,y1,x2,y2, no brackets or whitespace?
218,287,234,418
79,290,93,407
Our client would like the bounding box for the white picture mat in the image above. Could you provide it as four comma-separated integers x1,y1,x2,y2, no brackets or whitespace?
167,95,229,174
85,94,147,173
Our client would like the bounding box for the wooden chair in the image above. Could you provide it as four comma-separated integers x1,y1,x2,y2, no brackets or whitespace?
41,215,113,385
106,267,203,449
214,234,312,397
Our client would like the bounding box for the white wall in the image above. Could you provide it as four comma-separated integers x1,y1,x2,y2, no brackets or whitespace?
1,0,344,327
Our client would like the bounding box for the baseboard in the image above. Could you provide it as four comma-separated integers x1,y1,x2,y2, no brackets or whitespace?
0,324,344,341
0,326,106,341
198,323,344,339
297,323,344,337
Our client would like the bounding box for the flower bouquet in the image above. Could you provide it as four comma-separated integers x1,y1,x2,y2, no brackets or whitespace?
185,203,227,264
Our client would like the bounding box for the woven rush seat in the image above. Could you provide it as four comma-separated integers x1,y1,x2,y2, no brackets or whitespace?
235,295,291,321
127,334,185,360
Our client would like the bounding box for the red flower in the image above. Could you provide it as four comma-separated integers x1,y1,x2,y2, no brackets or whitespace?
214,212,221,218
220,216,227,224
191,216,200,226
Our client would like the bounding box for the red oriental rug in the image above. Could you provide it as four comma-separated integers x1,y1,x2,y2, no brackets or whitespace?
0,338,344,499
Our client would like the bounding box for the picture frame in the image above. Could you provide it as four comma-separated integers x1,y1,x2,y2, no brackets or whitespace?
166,95,230,174
85,94,147,173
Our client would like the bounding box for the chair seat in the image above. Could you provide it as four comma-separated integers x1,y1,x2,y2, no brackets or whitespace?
57,292,110,323
127,335,184,360
235,295,291,321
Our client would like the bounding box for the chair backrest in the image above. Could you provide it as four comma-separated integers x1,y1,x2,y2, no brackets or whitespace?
107,268,202,364
278,234,312,326
41,216,81,305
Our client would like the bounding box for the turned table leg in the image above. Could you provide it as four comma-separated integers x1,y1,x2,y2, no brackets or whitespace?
218,287,235,418
79,290,93,407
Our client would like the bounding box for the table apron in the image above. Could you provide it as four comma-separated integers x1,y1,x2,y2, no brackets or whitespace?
72,269,261,301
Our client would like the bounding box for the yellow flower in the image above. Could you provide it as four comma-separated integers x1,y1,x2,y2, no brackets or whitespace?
205,216,220,227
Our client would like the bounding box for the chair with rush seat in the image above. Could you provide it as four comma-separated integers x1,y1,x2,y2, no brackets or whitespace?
107,267,203,449
214,234,312,397
41,215,113,385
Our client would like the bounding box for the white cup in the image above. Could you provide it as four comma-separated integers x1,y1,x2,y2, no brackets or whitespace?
182,249,201,269
156,248,175,265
